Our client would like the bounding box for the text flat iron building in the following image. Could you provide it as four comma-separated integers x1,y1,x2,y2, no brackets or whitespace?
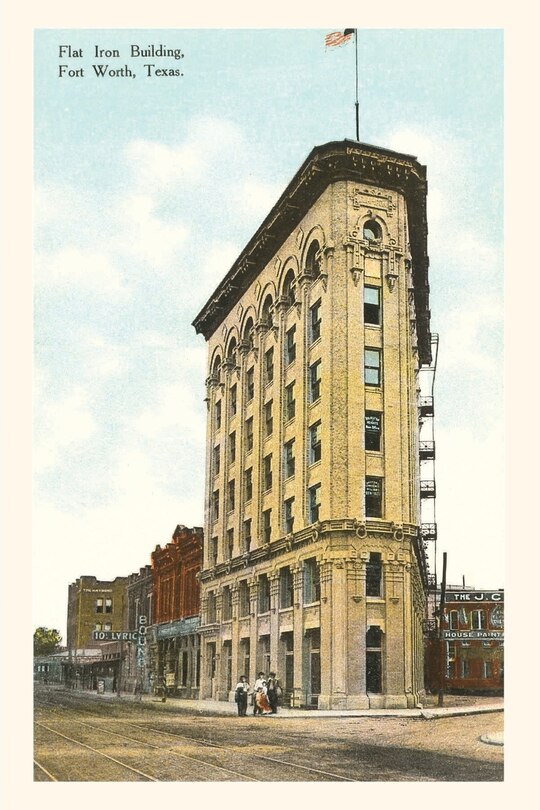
193,140,432,708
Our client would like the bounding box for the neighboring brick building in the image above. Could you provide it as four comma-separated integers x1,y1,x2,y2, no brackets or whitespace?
150,525,203,697
123,565,154,693
66,575,129,650
192,140,435,709
425,588,504,694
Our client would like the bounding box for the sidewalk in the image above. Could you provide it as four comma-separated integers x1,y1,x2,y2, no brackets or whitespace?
76,687,503,721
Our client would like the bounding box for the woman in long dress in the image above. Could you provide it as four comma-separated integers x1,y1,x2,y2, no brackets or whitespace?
255,681,272,715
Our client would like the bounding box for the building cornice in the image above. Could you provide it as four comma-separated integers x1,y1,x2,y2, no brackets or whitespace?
192,140,431,364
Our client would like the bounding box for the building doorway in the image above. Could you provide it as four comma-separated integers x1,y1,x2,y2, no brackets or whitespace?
366,625,383,693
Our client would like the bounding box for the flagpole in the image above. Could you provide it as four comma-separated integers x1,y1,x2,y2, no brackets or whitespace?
354,29,359,141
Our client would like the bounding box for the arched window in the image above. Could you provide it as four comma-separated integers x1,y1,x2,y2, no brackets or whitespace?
363,219,382,242
305,240,321,279
227,337,237,365
243,317,254,349
261,294,274,327
212,355,222,379
282,268,296,307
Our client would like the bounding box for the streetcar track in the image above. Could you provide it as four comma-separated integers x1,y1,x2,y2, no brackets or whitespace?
34,722,159,781
39,716,258,781
34,690,355,781
33,759,58,781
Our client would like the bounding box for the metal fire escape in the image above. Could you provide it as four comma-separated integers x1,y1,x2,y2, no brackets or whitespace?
418,333,439,591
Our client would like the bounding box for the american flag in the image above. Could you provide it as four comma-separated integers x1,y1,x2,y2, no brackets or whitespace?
325,29,355,48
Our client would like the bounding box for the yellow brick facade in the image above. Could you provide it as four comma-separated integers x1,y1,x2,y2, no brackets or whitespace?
193,142,431,709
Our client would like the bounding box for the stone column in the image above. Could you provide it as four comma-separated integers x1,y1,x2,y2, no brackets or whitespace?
248,576,258,686
291,563,304,707
230,584,240,695
269,571,280,671
318,559,333,709
383,559,407,708
329,558,348,709
346,557,370,708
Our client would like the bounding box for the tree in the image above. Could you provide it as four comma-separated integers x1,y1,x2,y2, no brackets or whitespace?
34,627,62,656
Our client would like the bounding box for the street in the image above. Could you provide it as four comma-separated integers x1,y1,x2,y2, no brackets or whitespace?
34,685,503,782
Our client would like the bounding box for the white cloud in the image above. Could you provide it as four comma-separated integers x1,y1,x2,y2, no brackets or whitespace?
34,385,98,472
114,193,190,268
234,178,284,222
434,424,504,589
35,247,127,296
439,295,503,374
124,116,244,191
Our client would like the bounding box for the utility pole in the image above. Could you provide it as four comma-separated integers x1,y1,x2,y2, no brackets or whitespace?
438,551,447,707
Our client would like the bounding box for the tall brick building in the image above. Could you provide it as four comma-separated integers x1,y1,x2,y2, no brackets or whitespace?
67,575,129,650
150,525,203,697
193,140,433,708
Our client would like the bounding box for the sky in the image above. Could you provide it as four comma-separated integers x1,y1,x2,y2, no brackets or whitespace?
33,28,504,641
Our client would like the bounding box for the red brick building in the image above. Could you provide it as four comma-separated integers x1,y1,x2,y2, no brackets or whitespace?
150,525,203,697
425,589,503,694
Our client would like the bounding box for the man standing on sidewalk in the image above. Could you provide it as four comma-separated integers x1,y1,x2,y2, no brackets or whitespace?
266,672,280,714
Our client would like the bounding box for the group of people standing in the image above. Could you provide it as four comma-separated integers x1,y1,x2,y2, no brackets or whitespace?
234,671,281,716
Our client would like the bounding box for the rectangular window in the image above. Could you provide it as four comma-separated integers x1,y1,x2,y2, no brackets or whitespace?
284,497,295,534
310,299,322,343
230,383,237,417
244,467,253,501
263,454,272,491
207,592,217,624
96,598,103,613
213,445,220,476
245,417,253,452
210,537,218,566
365,476,383,518
365,412,382,452
366,552,382,597
364,349,381,386
222,585,232,621
264,347,274,384
449,610,459,630
460,659,470,679
284,439,295,478
286,325,296,364
226,528,234,560
258,574,271,614
309,360,321,402
227,479,235,512
308,484,321,523
446,642,457,678
239,580,250,617
215,400,222,430
472,610,486,630
246,367,255,401
303,557,320,604
285,381,296,421
103,623,111,631
279,566,293,609
262,508,272,543
309,421,322,464
483,660,493,679
95,623,102,631
229,431,236,464
364,286,381,325
264,400,273,437
105,599,112,613
212,490,220,521
243,519,252,553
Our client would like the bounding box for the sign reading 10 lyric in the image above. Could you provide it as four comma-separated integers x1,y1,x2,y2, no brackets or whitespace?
93,614,148,642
